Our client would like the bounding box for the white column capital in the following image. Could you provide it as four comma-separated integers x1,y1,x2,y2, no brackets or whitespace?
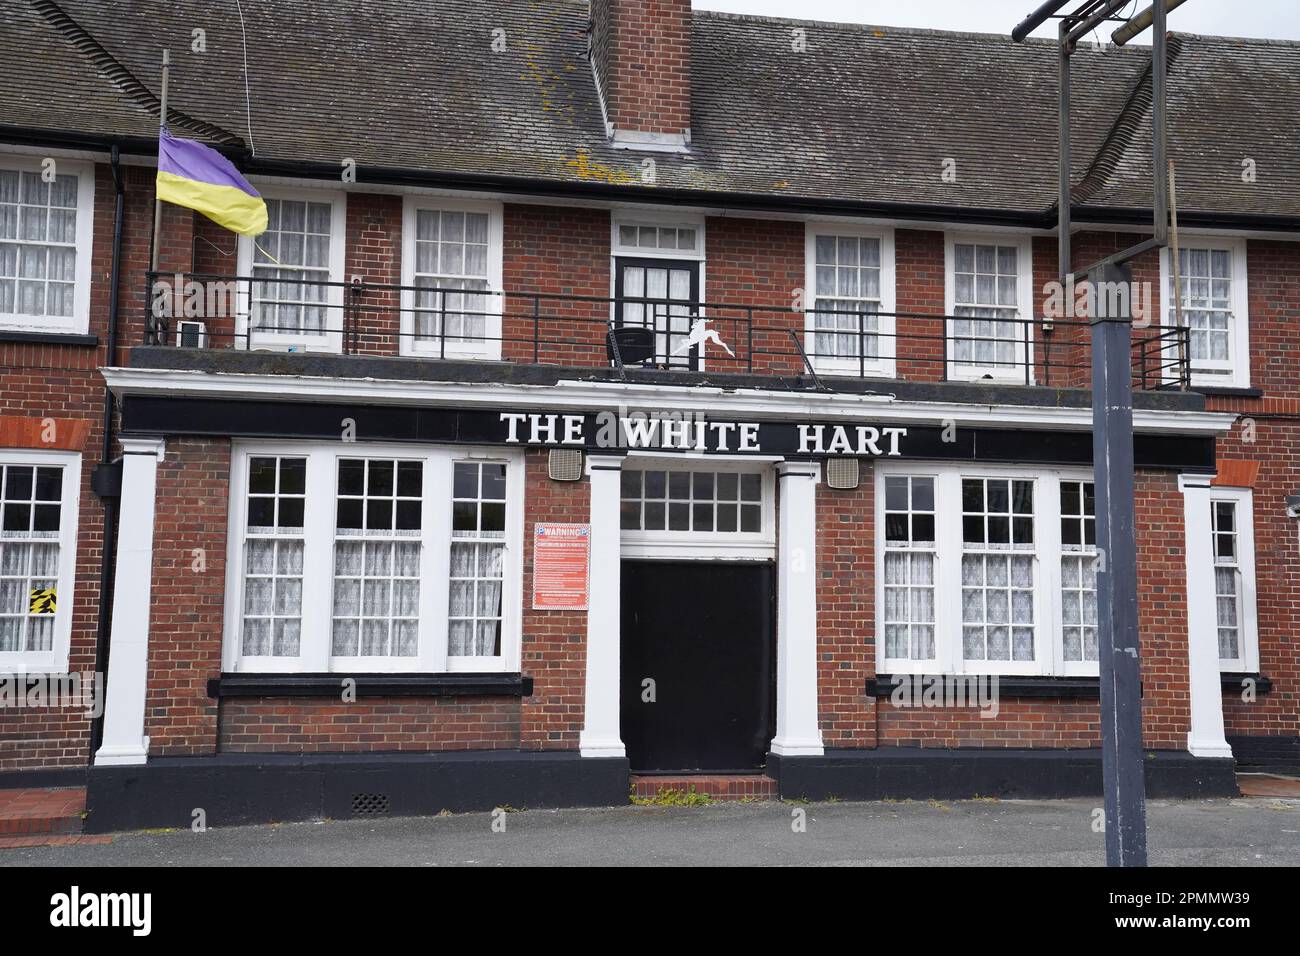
119,436,166,459
585,454,625,472
776,459,820,481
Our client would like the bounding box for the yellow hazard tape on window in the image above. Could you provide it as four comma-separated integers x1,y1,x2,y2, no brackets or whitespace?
29,588,56,615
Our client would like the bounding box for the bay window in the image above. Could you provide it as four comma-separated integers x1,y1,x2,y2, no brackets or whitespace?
0,155,94,334
0,451,80,673
877,464,1098,676
224,443,522,673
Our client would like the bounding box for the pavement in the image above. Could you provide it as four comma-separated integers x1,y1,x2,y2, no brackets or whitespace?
2,793,1299,866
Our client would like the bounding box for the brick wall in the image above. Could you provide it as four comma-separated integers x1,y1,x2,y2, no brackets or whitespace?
144,437,229,757
1210,238,1300,742
346,193,402,356
1132,470,1192,749
893,229,946,382
705,216,804,375
502,204,610,366
0,161,149,771
519,449,589,749
218,697,520,752
590,0,692,137
816,470,876,746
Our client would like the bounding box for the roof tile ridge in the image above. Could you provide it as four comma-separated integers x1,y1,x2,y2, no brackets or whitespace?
30,0,245,146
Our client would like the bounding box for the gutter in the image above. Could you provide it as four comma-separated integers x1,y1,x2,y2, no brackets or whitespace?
1071,203,1300,234
88,144,125,758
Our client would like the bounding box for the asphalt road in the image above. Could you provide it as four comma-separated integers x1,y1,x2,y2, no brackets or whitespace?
3,795,1299,866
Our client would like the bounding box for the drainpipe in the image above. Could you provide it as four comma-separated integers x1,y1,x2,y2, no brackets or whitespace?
89,143,126,757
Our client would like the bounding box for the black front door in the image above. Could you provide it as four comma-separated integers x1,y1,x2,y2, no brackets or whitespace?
620,560,775,773
613,257,701,369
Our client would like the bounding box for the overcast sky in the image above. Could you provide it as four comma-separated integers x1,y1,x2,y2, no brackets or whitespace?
694,0,1300,43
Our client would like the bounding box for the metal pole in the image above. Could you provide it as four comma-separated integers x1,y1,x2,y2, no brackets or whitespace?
1152,1,1169,244
1112,0,1191,46
1058,20,1072,287
150,49,170,275
1091,256,1149,869
1168,160,1186,388
1012,0,1071,43
1086,0,1169,869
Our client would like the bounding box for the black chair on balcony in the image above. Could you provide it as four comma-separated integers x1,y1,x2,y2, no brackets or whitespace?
606,326,657,380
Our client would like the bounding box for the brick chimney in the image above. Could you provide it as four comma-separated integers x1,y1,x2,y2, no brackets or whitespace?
589,0,692,151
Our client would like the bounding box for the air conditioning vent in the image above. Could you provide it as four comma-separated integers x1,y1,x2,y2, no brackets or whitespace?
176,320,207,348
549,448,584,481
825,458,860,490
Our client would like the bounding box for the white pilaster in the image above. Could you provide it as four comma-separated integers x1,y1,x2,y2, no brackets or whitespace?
95,437,164,766
1179,475,1233,759
770,460,824,756
579,455,625,758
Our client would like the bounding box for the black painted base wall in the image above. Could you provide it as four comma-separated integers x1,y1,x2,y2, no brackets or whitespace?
0,766,87,791
81,746,1240,833
1228,735,1300,773
767,748,1239,801
85,751,630,834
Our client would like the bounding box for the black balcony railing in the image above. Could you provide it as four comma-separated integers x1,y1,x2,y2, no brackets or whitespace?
143,271,1191,391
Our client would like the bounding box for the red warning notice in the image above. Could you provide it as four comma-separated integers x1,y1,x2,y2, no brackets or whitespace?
532,523,591,610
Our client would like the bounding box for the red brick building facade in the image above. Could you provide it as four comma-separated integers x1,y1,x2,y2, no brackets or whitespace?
0,0,1295,828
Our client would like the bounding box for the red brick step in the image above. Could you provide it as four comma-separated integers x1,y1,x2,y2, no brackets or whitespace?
631,774,778,802
0,787,87,838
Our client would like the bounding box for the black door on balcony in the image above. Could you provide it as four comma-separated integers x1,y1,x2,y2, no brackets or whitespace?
620,560,775,773
614,258,700,369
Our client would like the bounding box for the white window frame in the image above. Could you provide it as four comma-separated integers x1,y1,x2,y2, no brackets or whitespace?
1159,236,1250,389
804,223,896,377
0,449,80,674
222,441,524,674
0,154,95,335
610,211,709,369
400,196,503,360
944,232,1034,384
875,462,1098,677
618,455,775,560
1056,478,1100,677
236,187,346,354
611,212,706,262
1204,487,1259,673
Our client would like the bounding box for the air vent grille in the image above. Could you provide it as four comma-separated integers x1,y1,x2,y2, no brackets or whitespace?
825,458,860,490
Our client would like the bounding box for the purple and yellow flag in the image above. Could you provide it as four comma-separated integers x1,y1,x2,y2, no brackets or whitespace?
156,128,267,237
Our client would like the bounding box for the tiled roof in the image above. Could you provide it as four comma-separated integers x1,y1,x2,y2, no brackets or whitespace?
2,0,1297,221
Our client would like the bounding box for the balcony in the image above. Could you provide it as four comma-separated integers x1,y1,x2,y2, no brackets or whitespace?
140,271,1191,393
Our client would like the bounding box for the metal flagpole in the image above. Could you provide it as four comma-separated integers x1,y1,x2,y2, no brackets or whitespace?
150,48,170,275
1016,0,1182,868
1169,161,1186,387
